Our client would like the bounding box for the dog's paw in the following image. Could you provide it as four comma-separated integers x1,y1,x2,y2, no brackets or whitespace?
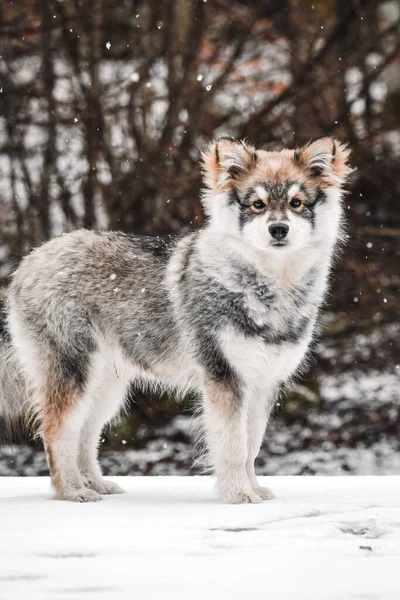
221,489,263,504
252,486,275,501
83,476,125,495
58,488,103,503
92,480,125,495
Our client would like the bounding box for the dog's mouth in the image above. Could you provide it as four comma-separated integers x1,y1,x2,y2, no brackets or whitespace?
270,240,288,247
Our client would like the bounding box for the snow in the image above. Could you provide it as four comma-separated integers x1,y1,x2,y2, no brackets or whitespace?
1,476,400,599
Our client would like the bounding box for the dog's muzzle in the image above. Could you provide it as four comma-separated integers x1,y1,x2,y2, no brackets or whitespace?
269,222,289,242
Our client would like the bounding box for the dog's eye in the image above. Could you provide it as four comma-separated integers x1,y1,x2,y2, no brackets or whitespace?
252,199,266,211
289,197,302,209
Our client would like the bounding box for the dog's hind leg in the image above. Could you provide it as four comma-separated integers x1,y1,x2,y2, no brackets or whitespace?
41,382,102,503
10,326,100,501
77,352,128,496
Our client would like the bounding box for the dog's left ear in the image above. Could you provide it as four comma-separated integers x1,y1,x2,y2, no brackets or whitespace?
296,137,352,188
201,137,257,191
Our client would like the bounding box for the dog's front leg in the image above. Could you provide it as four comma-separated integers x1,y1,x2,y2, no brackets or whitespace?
202,379,262,504
246,391,276,500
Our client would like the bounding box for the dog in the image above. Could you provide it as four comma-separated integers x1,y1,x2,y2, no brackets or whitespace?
0,136,351,503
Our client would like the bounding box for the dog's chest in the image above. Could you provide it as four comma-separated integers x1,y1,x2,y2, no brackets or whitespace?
219,325,311,391
229,266,321,343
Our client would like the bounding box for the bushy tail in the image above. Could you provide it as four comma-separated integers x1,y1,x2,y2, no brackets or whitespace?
0,334,28,430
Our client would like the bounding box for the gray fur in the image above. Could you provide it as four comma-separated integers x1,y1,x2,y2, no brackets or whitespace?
0,337,27,426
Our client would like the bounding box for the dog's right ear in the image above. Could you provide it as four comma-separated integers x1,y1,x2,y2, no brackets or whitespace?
201,137,257,192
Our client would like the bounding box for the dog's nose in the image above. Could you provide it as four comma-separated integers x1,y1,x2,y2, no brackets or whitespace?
269,222,289,240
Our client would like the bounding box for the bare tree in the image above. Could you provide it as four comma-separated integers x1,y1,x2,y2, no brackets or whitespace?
0,0,399,322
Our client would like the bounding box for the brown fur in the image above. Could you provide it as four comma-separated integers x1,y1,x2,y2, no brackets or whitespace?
40,384,79,497
202,138,257,192
205,380,239,419
46,444,63,496
40,385,78,443
202,137,351,196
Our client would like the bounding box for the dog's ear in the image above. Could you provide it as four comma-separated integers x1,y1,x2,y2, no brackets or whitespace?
201,137,257,191
295,137,352,188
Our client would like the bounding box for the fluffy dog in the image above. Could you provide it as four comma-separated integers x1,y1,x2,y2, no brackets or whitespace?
0,136,351,503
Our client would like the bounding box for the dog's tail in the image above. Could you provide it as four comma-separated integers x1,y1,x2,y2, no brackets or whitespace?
0,330,28,435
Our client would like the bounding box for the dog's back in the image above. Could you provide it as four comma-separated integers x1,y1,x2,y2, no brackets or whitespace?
8,229,184,382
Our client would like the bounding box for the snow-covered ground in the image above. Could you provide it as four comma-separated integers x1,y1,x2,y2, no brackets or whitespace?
1,476,399,599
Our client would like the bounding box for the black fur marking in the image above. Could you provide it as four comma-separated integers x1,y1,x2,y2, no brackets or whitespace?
241,190,254,206
182,266,311,350
22,300,97,392
303,188,326,210
310,165,324,177
263,315,311,345
237,193,256,229
58,348,90,390
303,188,327,228
234,188,257,229
197,331,240,392
177,251,241,392
124,233,178,260
294,150,302,165
229,188,242,207
0,322,11,344
0,296,9,340
33,321,96,393
308,206,316,229
313,189,327,205
228,165,244,179
179,234,198,284
238,206,256,229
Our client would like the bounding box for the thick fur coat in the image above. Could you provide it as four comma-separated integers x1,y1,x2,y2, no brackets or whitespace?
0,136,351,503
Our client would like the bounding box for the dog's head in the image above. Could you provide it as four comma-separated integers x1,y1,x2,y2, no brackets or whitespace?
201,136,351,254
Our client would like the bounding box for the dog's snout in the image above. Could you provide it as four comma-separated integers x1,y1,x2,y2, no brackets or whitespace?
269,222,289,241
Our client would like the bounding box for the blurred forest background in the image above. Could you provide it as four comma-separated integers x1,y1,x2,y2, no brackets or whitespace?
0,0,399,476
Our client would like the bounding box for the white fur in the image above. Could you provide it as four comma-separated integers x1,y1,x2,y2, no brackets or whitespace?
265,158,280,172
201,191,237,228
213,325,312,501
255,186,268,200
288,184,300,198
